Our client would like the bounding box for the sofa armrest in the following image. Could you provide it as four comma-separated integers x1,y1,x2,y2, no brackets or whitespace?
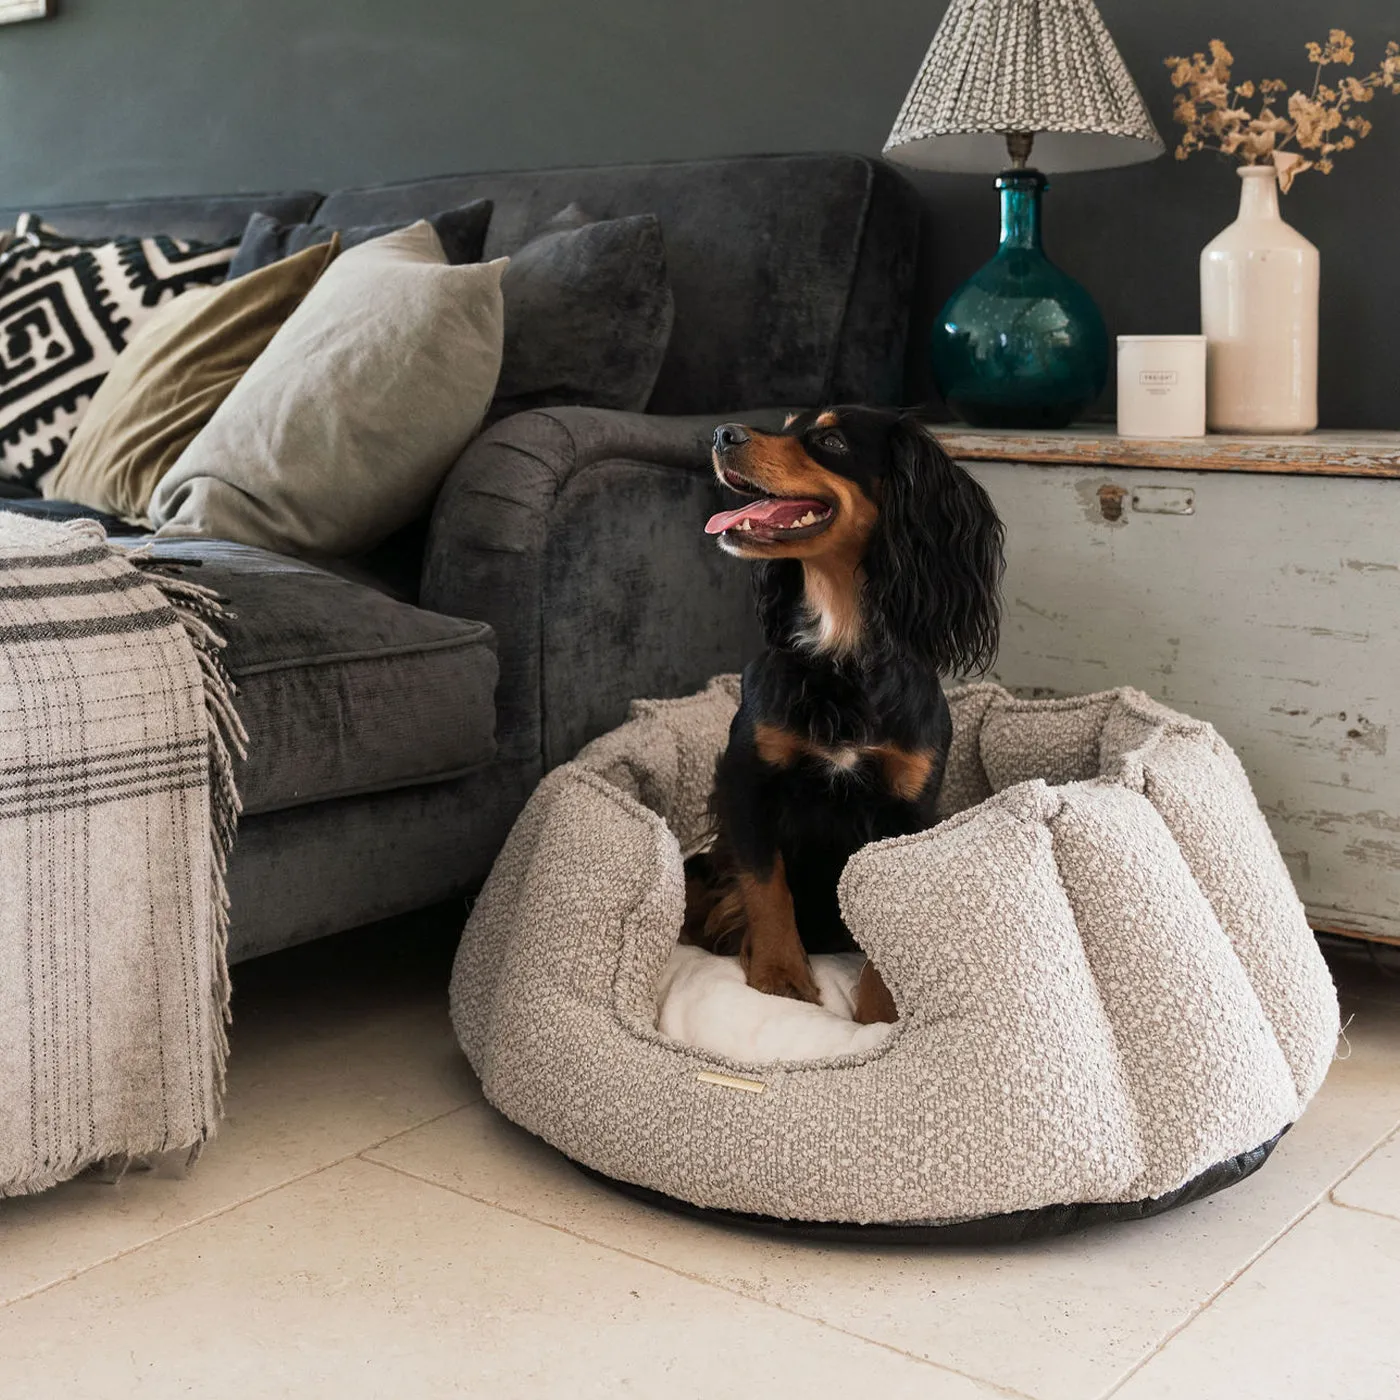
422,406,781,777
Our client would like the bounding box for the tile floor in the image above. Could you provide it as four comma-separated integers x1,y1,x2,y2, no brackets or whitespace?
1,910,1397,1400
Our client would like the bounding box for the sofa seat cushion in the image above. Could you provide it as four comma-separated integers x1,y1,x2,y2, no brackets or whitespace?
0,495,140,532
145,540,497,816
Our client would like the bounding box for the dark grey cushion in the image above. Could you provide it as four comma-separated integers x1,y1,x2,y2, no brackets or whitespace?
491,204,674,419
311,153,921,414
225,199,494,280
0,191,322,243
142,540,498,817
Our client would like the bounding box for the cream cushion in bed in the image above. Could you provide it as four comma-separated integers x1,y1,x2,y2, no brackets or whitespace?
656,947,893,1063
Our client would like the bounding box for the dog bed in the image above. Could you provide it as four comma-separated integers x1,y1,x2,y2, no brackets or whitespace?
450,677,1339,1238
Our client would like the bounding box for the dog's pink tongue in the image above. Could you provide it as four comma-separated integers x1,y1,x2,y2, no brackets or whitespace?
705,498,825,535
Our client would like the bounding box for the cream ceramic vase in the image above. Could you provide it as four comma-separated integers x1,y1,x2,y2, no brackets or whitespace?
1200,165,1319,433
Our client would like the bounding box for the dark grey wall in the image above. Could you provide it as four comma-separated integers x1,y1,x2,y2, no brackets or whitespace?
1,0,1395,426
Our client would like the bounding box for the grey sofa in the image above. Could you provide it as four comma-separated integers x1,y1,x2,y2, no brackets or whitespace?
0,153,922,962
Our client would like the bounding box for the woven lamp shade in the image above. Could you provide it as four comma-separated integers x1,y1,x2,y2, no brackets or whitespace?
884,0,1163,173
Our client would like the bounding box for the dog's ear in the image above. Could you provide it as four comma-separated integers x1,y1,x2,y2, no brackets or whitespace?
863,418,1005,676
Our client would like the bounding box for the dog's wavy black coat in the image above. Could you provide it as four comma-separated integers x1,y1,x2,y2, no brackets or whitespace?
686,406,1005,1022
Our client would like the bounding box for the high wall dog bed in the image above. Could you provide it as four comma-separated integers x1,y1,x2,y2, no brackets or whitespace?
450,678,1339,1242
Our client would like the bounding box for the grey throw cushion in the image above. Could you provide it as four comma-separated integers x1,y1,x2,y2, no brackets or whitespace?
490,204,674,419
150,222,506,557
225,199,493,280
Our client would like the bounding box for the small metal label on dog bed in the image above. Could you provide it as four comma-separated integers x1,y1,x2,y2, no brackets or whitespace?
696,1070,766,1094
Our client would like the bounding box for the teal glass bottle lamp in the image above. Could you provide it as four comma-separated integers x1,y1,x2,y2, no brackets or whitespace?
933,147,1111,429
883,0,1165,429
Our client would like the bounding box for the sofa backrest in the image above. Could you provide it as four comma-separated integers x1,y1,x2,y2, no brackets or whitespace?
8,154,922,414
0,191,322,242
314,153,922,413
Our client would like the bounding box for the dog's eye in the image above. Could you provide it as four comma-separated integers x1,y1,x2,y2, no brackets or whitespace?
815,430,847,453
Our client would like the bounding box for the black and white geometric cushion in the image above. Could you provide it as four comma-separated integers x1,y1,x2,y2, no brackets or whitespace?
0,218,237,486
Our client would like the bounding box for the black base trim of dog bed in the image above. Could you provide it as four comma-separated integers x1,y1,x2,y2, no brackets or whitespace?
572,1128,1288,1245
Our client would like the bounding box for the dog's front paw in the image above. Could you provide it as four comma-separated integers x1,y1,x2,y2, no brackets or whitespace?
743,955,822,1005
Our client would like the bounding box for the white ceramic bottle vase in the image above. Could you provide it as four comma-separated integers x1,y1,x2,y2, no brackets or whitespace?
1200,165,1319,433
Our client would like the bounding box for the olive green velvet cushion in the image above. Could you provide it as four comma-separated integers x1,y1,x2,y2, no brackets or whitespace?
43,238,338,521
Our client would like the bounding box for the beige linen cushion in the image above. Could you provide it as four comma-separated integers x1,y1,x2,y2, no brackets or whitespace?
150,222,506,556
43,237,339,522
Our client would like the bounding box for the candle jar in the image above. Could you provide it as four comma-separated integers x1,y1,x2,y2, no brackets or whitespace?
1116,335,1207,438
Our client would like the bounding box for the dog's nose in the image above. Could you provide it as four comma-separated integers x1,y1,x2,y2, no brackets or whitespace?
713,423,749,452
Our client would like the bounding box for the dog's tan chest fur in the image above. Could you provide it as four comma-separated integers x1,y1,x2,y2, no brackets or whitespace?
754,722,938,796
799,561,865,655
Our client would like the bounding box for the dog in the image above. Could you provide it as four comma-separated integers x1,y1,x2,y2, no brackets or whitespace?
682,406,1004,1025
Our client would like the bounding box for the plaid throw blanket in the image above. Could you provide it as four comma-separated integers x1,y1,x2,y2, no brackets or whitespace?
0,514,245,1195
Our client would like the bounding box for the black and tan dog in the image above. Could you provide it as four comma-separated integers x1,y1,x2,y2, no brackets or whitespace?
683,407,1004,1024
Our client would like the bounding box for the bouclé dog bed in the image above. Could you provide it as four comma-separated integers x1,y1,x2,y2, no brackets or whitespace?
450,677,1339,1238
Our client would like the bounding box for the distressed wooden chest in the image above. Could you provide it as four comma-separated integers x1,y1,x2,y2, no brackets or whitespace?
943,429,1400,947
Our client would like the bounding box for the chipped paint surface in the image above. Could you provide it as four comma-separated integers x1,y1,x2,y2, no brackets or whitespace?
940,428,1400,478
963,459,1400,942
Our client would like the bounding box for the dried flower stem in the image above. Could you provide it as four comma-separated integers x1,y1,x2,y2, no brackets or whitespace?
1165,31,1400,191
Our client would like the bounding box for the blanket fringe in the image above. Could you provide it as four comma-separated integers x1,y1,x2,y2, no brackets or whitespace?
135,559,248,1119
